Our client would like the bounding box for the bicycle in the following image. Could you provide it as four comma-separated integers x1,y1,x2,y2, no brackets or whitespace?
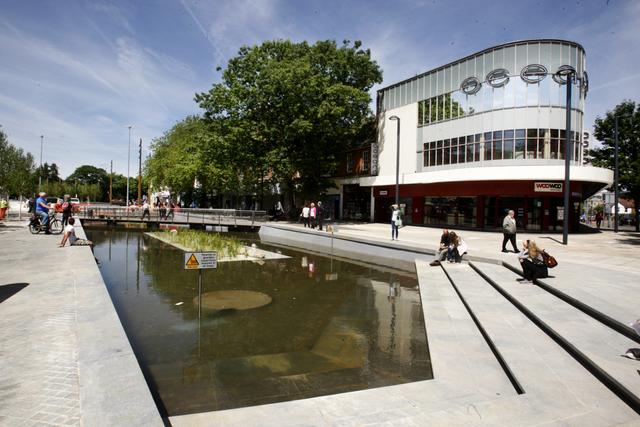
29,211,63,235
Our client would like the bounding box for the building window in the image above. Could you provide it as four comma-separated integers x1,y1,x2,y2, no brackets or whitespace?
422,128,579,169
363,150,370,173
346,153,353,173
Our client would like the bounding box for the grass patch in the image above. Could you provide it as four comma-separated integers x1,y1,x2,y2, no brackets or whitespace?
150,230,243,257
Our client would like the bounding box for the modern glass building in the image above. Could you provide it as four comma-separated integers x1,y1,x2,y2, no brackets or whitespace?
332,39,612,231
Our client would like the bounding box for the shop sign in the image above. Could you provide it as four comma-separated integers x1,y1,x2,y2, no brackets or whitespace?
370,143,379,175
379,190,388,196
534,182,563,193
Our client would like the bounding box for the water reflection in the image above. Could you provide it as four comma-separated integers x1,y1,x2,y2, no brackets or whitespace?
88,228,432,416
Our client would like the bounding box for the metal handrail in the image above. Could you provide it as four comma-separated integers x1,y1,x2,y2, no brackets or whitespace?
77,206,269,224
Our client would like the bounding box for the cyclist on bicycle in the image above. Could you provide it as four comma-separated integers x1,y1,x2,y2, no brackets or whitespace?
35,192,51,234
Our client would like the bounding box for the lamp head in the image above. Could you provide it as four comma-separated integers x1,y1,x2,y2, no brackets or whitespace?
389,115,399,121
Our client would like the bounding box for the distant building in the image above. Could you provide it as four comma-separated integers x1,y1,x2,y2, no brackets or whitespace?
331,39,612,232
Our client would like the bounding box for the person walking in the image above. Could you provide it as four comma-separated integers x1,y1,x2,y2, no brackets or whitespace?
141,200,150,220
301,203,310,227
501,209,519,253
309,203,317,229
0,197,8,220
316,201,325,231
391,204,401,240
595,211,603,229
61,194,73,227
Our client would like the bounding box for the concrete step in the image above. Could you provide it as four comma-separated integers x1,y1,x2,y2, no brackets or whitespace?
439,262,638,424
470,260,640,408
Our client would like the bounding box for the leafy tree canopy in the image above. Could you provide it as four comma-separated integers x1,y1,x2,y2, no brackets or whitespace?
145,116,238,200
194,39,382,204
67,165,108,185
0,128,36,196
592,100,640,230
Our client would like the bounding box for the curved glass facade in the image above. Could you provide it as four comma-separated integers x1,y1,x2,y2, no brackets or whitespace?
421,128,581,168
418,76,582,126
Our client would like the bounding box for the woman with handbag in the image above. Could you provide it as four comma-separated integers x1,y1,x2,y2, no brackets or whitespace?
518,240,548,283
391,204,401,240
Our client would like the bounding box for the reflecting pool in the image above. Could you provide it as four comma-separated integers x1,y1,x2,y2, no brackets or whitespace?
88,228,432,416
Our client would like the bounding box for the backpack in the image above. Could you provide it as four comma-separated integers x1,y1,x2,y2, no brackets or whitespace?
541,250,558,268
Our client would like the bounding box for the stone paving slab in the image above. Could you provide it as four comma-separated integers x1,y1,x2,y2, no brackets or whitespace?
441,263,638,424
472,261,640,402
0,221,163,427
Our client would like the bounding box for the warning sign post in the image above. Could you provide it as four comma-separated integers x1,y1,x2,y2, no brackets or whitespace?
184,252,218,357
184,252,218,270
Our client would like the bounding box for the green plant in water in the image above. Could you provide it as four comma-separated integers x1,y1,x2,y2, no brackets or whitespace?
152,230,243,257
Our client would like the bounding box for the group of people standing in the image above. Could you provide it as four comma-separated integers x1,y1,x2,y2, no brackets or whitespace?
300,201,325,230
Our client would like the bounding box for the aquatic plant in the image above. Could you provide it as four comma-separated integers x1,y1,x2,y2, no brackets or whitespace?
151,230,243,257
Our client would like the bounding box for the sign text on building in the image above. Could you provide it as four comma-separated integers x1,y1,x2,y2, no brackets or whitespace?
534,182,563,193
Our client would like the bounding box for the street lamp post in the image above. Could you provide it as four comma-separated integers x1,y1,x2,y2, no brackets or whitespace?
126,125,132,207
39,135,44,190
561,70,575,245
389,116,401,206
614,116,619,233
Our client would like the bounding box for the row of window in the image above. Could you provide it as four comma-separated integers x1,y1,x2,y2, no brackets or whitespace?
345,150,371,174
417,77,581,126
422,128,581,168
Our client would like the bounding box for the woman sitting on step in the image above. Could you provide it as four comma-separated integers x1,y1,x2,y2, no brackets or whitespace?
518,240,548,284
446,232,468,263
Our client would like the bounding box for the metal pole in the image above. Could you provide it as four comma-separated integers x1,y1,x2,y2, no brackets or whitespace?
109,160,113,205
197,269,202,358
138,138,142,206
39,135,43,190
614,116,619,233
126,126,131,208
562,74,573,245
395,119,400,206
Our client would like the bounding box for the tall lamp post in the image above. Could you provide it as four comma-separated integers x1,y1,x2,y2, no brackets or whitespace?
614,116,619,233
389,116,401,206
39,135,44,190
126,125,132,207
558,66,576,245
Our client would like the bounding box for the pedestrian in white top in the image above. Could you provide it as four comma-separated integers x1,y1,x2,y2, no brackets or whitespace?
302,204,310,228
59,218,93,248
391,204,401,240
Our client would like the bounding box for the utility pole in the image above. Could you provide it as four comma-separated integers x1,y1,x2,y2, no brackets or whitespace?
614,116,619,233
137,138,142,205
109,160,113,205
126,125,132,207
39,135,43,190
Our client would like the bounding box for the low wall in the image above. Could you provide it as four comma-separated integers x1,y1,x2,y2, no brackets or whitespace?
259,225,437,271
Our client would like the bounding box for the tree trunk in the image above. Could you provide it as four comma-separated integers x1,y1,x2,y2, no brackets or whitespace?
635,198,639,232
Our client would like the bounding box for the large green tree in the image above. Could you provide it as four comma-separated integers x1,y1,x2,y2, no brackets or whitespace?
67,165,109,199
592,100,640,231
0,128,37,197
195,39,382,209
145,116,239,205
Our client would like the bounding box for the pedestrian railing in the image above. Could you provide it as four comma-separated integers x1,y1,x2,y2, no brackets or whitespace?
77,206,269,227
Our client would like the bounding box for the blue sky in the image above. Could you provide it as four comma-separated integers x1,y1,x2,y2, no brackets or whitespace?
1,0,638,177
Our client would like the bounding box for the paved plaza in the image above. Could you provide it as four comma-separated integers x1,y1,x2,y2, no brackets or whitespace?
1,218,639,426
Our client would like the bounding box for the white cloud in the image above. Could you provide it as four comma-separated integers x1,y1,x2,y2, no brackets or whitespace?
0,17,205,177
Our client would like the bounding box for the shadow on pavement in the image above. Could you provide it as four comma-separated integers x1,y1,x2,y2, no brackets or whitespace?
0,283,29,303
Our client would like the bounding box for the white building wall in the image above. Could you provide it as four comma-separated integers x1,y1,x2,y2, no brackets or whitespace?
377,103,418,181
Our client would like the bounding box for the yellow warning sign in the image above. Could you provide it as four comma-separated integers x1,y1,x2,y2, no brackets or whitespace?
185,254,199,269
184,252,218,270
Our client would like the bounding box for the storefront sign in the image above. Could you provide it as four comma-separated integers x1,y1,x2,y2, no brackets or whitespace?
534,182,563,193
379,190,388,196
370,143,379,176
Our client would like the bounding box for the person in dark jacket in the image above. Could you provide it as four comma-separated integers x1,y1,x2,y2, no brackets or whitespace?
430,229,450,266
316,201,325,231
61,194,73,227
